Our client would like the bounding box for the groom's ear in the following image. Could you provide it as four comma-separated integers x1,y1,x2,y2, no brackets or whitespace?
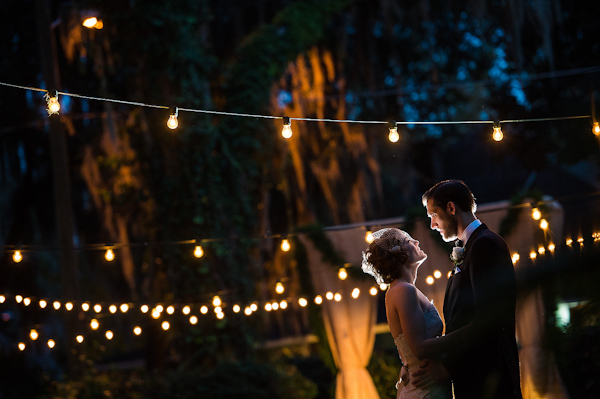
446,201,456,216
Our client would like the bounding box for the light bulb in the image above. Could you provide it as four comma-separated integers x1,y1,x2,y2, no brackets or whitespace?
65,302,74,311
531,207,541,220
167,305,175,314
167,107,179,129
282,116,292,139
275,282,285,294
134,326,142,335
53,301,61,310
30,329,38,340
212,296,222,307
314,295,323,304
512,253,520,264
365,230,374,243
232,304,241,313
593,122,600,136
492,122,503,141
388,121,399,143
338,267,348,280
539,219,549,230
46,91,60,115
109,305,117,313
548,243,555,252
18,342,25,351
280,239,291,252
76,335,84,343
351,288,360,298
90,319,99,330
189,315,198,324
433,270,442,279
200,305,208,314
280,300,287,309
105,248,115,261
298,298,308,307
105,330,114,340
182,305,191,315
194,245,204,258
13,250,23,263
47,339,55,349
120,303,129,313
334,293,342,302
369,287,378,296
82,17,98,28
39,299,47,308
161,321,170,330
426,276,434,285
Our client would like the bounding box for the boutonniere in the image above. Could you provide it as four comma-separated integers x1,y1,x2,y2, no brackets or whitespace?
450,241,464,274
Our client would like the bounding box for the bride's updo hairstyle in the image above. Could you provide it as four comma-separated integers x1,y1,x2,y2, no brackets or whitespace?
362,228,411,285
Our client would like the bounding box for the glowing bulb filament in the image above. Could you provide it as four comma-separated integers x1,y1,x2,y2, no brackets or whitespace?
338,267,348,280
105,248,115,261
194,245,204,258
275,282,285,294
365,230,374,243
388,121,399,143
282,116,292,139
13,250,23,263
167,107,179,129
531,207,541,220
45,91,60,115
280,239,291,252
82,17,98,28
492,122,503,141
593,121,600,136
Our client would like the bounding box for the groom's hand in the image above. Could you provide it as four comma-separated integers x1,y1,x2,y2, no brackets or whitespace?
411,360,449,388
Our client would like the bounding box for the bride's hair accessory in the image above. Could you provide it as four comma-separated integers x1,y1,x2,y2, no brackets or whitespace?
362,228,411,285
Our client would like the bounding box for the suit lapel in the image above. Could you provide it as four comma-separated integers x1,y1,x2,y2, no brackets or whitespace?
443,224,488,318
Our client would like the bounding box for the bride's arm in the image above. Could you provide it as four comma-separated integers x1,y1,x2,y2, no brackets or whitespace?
390,283,471,361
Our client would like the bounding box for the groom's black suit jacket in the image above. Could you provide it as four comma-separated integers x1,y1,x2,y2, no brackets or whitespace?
442,224,523,399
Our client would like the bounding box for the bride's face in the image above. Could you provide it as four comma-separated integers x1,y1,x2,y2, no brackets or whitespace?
405,237,427,266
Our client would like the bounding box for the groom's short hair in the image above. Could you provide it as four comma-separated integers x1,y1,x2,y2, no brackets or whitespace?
422,180,477,213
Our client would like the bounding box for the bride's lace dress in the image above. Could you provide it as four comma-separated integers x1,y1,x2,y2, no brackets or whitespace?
394,302,452,399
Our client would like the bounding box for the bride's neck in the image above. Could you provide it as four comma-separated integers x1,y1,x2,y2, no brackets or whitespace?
392,264,417,285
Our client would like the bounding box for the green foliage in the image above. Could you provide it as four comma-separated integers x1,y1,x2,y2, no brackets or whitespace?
367,350,401,399
45,360,317,399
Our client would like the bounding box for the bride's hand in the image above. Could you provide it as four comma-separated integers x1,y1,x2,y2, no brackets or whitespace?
411,360,450,388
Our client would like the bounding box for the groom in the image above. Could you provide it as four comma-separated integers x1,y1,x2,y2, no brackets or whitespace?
422,180,522,399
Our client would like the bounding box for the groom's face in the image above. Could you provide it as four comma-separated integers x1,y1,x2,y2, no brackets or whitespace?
426,198,458,242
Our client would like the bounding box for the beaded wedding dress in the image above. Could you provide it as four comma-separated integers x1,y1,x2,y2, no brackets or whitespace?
394,302,452,399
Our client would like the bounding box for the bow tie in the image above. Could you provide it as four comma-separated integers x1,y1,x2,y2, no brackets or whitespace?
455,239,464,247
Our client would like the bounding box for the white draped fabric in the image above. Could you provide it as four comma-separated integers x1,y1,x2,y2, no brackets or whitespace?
299,229,381,399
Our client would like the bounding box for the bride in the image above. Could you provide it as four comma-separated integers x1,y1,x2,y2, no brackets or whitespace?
362,228,466,399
